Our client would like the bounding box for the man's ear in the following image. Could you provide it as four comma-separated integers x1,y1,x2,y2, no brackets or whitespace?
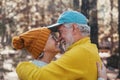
72,24,79,34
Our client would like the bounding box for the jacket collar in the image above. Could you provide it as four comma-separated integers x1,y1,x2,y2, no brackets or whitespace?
67,37,90,51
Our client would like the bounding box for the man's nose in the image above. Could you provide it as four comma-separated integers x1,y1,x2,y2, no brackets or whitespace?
58,36,62,42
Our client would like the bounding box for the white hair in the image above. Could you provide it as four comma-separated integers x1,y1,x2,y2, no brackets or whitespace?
64,23,90,36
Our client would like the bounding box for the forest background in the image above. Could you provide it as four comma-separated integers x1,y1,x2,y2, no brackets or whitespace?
0,0,120,80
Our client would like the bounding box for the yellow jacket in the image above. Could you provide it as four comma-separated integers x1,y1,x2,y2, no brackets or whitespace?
16,37,101,80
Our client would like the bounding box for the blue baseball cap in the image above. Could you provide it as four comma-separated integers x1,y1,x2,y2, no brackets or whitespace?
48,10,88,32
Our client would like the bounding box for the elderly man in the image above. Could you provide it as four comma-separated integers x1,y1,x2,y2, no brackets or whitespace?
16,10,106,80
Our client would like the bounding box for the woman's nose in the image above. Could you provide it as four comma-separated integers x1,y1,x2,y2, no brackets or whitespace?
57,36,62,42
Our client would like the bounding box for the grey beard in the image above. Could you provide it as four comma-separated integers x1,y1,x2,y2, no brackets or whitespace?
64,42,73,51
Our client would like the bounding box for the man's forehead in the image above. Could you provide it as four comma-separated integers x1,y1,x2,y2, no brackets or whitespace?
57,25,65,30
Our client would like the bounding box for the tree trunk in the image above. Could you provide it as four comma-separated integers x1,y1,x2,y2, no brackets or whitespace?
81,0,89,19
88,0,98,47
117,0,120,78
110,0,114,54
0,11,7,48
73,0,79,11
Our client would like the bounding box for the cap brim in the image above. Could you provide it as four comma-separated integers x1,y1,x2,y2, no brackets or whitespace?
48,23,62,32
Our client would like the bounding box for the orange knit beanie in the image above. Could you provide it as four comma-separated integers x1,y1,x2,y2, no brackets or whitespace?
12,27,51,59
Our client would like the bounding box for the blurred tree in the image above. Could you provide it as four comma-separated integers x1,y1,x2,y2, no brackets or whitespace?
0,1,16,48
73,0,79,11
0,1,5,48
81,0,89,19
47,0,56,14
117,0,120,78
81,0,98,47
0,22,6,48
89,0,98,48
110,0,114,54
